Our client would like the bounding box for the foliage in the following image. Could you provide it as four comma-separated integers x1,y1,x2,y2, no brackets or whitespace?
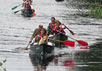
71,0,102,18
89,0,102,18
0,58,7,71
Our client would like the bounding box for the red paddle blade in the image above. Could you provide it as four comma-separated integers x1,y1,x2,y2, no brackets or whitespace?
33,12,36,16
64,59,74,66
62,40,75,47
76,40,88,46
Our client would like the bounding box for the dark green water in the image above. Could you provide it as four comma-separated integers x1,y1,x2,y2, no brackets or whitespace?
74,42,102,71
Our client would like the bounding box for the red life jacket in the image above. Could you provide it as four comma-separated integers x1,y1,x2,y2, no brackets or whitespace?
52,27,65,35
39,34,47,40
49,23,56,33
24,2,31,9
49,23,56,29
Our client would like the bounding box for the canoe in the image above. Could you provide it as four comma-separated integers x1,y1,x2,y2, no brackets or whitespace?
49,33,68,48
55,0,64,2
29,42,54,67
21,9,34,17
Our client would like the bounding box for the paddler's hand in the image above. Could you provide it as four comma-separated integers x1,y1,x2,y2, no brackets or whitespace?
60,23,66,29
29,40,32,43
24,47,28,50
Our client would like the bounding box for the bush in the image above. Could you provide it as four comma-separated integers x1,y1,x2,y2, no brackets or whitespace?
0,58,7,71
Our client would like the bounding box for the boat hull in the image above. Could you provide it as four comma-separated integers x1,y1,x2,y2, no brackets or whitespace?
29,43,54,66
21,9,34,17
55,0,64,2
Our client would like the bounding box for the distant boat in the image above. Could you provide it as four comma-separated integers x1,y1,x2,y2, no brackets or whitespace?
55,0,64,2
21,9,35,17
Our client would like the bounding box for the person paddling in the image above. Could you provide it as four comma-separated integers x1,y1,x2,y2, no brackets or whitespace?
29,0,32,5
23,0,31,9
47,17,56,35
52,20,67,47
22,0,33,16
29,25,43,43
33,28,48,45
29,25,44,68
52,20,66,35
29,28,49,71
38,28,48,45
24,25,43,50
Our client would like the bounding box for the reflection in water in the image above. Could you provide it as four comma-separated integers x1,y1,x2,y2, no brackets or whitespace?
74,42,102,71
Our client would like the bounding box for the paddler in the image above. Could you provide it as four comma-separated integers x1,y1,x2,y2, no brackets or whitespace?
47,17,56,35
52,20,66,35
29,25,43,43
52,20,67,47
22,0,32,14
29,28,48,71
38,28,48,45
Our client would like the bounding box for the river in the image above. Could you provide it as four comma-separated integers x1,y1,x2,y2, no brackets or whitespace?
0,0,102,71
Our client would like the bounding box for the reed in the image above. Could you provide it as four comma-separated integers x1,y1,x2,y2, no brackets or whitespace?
89,0,102,18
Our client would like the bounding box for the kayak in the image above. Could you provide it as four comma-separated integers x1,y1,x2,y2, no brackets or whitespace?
29,42,54,67
21,8,34,17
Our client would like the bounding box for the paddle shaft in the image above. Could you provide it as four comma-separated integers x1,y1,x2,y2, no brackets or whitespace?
25,43,30,49
53,30,87,46
14,10,21,13
24,29,40,50
67,36,76,40
12,4,22,10
63,24,74,35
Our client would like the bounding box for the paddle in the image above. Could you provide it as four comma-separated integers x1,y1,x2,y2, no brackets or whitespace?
62,24,74,35
64,59,74,66
33,12,36,16
24,29,39,50
31,6,36,16
24,43,30,50
68,36,88,46
54,30,88,46
11,4,22,10
14,10,21,13
54,40,75,47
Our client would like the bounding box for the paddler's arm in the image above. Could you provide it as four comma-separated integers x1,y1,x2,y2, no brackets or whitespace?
29,29,39,43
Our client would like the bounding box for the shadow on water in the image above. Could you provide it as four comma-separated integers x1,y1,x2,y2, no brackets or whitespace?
74,42,102,71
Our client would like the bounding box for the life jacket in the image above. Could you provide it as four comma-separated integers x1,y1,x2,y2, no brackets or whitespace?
49,23,56,29
39,34,47,40
49,23,56,33
38,34,48,45
52,27,65,35
23,1,31,9
25,3,31,9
